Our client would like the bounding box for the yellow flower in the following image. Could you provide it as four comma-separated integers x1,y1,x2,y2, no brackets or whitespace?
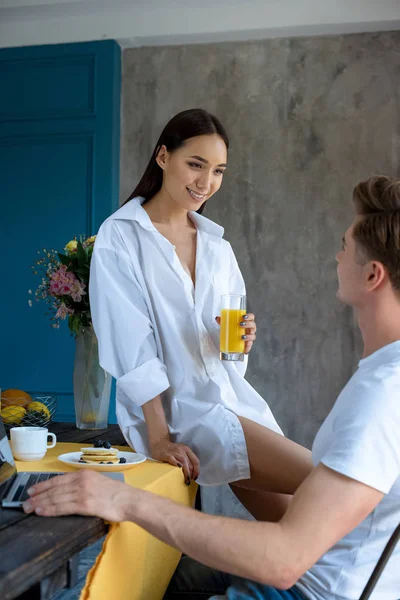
65,240,78,253
85,235,96,245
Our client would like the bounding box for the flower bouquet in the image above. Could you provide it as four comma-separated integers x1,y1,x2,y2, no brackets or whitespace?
30,235,96,336
30,235,111,430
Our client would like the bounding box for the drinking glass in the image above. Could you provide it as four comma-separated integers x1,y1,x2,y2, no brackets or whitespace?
220,294,246,362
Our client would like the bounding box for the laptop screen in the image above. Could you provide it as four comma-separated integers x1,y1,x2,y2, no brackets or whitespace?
0,421,17,492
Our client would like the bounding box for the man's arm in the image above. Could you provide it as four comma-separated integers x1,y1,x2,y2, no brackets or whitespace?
24,463,383,589
129,463,383,588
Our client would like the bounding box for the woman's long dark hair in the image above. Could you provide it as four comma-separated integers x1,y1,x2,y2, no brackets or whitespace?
124,108,229,214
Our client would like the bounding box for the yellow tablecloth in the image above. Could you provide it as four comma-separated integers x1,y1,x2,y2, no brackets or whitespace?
17,442,197,600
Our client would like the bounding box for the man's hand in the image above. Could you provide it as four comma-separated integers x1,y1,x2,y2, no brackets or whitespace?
22,470,136,521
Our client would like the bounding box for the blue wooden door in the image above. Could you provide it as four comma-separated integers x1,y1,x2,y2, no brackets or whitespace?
0,41,120,422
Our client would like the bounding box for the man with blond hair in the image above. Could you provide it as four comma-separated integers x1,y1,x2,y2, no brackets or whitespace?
23,176,400,599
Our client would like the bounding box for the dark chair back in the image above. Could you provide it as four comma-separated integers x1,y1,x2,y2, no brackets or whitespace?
359,522,400,599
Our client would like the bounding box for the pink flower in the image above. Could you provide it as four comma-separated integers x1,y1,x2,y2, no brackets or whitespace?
49,266,86,301
59,284,72,295
49,280,61,294
55,303,74,320
70,281,86,302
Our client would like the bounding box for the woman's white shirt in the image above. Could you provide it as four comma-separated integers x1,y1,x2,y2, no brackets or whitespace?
90,197,281,485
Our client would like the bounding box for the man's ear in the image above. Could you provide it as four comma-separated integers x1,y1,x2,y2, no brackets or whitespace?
155,145,169,171
366,261,386,291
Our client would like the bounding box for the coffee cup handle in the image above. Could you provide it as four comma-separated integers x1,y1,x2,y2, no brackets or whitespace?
47,433,57,449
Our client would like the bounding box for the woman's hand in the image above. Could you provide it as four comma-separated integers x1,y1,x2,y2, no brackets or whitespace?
240,313,257,354
142,396,200,484
215,312,257,354
150,438,200,485
22,470,135,521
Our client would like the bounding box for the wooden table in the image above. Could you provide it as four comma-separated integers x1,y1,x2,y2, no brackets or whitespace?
0,423,127,600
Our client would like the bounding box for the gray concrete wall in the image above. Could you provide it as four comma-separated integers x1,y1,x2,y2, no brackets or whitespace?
120,31,400,449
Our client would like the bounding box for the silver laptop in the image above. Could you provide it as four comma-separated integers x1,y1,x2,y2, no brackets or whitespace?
0,420,124,508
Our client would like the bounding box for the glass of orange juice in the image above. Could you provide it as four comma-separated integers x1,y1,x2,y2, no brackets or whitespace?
220,294,246,362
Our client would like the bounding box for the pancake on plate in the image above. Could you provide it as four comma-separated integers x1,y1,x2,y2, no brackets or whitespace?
79,447,119,465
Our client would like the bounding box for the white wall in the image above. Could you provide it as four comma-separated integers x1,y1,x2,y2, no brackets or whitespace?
1,0,400,49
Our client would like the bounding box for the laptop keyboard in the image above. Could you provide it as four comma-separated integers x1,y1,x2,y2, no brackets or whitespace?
13,473,60,503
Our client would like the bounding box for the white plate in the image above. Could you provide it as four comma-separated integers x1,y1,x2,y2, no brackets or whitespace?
58,450,147,471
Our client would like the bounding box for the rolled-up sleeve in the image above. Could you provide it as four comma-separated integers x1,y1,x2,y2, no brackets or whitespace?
90,242,170,407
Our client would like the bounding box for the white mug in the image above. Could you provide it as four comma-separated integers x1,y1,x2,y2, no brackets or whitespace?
10,427,57,461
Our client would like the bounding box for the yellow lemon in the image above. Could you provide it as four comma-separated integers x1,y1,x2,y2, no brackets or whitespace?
2,389,32,408
1,406,26,425
82,411,96,422
27,401,51,419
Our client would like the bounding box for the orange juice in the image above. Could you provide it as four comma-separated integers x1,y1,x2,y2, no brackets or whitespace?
220,308,246,354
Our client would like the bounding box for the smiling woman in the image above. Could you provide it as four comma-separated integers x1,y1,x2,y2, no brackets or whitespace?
125,108,229,214
89,108,312,522
151,133,228,216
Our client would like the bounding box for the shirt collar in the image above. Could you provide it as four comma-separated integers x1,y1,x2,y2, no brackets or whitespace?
108,197,154,230
188,211,224,238
109,196,224,238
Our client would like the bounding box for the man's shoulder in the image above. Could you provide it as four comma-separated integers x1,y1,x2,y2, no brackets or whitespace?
313,353,400,488
355,348,400,401
333,359,400,427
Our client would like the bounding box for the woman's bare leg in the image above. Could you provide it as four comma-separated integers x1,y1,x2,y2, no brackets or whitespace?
229,416,313,520
229,486,292,522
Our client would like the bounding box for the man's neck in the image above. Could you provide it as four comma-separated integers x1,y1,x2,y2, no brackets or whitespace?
356,302,400,358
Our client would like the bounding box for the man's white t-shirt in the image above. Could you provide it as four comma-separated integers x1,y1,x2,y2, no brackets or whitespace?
296,341,400,600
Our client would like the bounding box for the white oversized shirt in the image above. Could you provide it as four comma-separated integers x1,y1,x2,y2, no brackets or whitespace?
297,341,400,600
90,197,282,485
